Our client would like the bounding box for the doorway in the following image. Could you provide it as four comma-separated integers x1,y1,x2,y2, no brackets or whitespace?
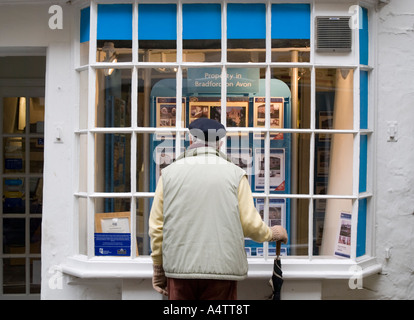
0,55,45,299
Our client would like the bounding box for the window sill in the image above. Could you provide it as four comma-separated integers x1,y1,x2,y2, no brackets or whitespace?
60,255,382,280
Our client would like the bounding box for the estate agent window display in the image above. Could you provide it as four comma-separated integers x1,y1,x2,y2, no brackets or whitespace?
73,1,376,280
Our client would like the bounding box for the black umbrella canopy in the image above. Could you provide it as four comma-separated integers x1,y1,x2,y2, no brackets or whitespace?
269,241,283,300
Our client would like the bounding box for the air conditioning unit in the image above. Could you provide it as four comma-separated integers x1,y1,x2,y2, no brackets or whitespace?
316,17,352,52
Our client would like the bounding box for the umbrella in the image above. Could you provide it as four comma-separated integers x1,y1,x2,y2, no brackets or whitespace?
269,241,283,300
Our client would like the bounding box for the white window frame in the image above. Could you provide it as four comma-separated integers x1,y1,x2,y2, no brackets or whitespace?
63,0,381,281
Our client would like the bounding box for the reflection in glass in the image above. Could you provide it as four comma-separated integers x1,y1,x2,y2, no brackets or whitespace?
95,69,131,128
138,68,177,128
272,68,311,129
316,69,354,130
94,133,131,193
314,133,353,196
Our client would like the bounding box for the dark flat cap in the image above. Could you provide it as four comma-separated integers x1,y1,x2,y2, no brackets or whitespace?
189,118,226,141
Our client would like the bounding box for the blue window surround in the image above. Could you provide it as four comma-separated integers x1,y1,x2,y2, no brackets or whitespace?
81,3,312,42
227,3,266,39
183,4,221,40
272,4,311,39
138,4,176,41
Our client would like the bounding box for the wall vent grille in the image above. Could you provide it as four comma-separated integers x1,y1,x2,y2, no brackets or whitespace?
316,17,352,52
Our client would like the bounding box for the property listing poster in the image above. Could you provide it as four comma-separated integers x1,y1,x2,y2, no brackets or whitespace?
253,97,284,139
334,212,352,258
254,148,285,191
245,198,287,257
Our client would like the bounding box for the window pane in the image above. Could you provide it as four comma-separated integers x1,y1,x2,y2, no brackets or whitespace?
4,137,25,173
291,198,309,256
79,70,88,130
138,132,152,193
138,68,177,128
136,197,151,256
97,4,132,62
271,4,311,62
138,4,176,62
272,67,311,129
360,70,368,129
3,218,25,253
95,68,131,128
357,198,367,257
78,134,88,193
316,199,353,257
359,135,368,193
227,4,266,63
3,178,25,214
316,69,354,130
30,258,41,294
94,133,131,193
30,218,41,254
29,97,44,134
30,138,44,173
183,4,221,62
359,7,369,65
78,197,87,255
30,178,43,214
3,97,25,134
80,6,90,65
3,258,26,294
314,133,354,196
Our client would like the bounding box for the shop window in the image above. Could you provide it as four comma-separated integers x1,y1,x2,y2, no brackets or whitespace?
76,2,374,265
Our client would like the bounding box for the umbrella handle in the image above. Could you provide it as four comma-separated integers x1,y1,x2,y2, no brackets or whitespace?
276,241,281,257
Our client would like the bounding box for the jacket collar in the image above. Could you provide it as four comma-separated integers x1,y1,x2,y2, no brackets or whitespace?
176,144,231,163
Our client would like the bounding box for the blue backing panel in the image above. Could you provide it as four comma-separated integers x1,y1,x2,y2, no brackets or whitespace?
227,3,266,39
97,4,132,40
138,4,177,40
360,7,369,65
357,198,367,257
359,135,368,193
80,7,90,43
360,70,368,129
271,4,311,39
183,4,221,40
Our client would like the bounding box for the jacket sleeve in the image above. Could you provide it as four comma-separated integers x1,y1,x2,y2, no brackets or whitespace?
238,176,273,242
148,176,164,266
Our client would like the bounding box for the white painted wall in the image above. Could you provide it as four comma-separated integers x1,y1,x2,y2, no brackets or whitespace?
0,1,413,300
